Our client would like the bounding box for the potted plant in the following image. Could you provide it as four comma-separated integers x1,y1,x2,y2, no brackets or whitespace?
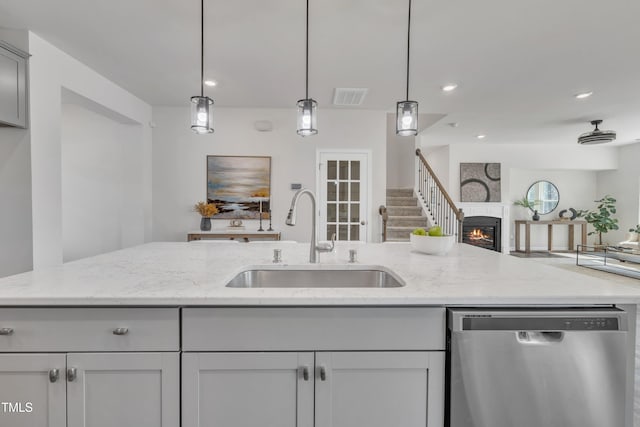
580,195,619,246
513,196,540,220
194,202,219,231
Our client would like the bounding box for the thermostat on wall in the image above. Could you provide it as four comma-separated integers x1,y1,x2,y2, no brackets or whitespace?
291,183,302,190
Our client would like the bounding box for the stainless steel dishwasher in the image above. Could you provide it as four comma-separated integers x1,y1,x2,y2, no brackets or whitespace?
448,308,629,427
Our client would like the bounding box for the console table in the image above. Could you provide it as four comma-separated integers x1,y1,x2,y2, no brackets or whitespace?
187,230,281,242
515,220,587,254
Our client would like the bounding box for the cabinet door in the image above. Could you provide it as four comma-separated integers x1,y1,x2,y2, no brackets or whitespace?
315,351,445,427
66,352,179,427
0,46,27,128
0,354,66,427
182,352,314,427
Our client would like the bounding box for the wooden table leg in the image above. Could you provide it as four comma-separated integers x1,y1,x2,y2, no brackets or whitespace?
568,224,575,251
581,223,587,247
547,224,553,252
525,223,531,254
515,223,521,252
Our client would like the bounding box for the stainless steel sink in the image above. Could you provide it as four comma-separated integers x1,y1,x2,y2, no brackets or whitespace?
225,267,405,288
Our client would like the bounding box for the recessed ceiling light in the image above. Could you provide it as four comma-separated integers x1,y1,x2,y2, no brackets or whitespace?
476,134,486,140
442,84,458,92
204,80,217,87
575,91,593,99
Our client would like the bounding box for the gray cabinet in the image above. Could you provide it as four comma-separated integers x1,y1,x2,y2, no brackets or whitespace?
0,354,66,427
315,351,445,427
0,41,28,128
0,308,181,427
182,352,314,427
182,307,446,427
67,353,179,427
183,351,444,427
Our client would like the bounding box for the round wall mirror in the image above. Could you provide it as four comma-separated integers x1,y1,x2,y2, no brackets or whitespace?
526,181,559,215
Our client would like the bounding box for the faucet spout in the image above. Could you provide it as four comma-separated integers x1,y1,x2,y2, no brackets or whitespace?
285,188,320,263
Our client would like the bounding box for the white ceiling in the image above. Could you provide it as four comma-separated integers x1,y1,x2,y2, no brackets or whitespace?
2,0,640,145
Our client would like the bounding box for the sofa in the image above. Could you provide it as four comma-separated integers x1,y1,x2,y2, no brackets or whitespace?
618,232,639,250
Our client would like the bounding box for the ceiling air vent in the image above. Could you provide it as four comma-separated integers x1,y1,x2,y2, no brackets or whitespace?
578,120,616,145
333,88,369,106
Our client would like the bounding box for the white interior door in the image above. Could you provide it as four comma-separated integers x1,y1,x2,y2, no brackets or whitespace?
318,151,369,242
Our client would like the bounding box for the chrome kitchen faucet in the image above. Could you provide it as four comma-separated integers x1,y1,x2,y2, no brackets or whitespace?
285,188,334,263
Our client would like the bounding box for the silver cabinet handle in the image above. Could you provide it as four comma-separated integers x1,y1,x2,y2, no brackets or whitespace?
67,368,77,382
299,366,310,381
112,327,129,336
0,327,14,336
49,369,60,383
318,366,327,381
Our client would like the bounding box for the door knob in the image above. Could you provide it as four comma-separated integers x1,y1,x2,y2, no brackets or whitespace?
360,220,366,226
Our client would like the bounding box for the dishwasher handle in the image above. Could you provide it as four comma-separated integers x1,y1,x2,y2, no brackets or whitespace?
516,331,564,344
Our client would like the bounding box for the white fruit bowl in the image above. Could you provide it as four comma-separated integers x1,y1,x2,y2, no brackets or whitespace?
410,233,456,255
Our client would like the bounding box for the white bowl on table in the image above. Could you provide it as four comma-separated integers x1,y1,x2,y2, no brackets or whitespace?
410,233,456,255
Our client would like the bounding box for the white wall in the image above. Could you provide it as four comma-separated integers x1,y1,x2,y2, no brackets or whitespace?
597,143,640,245
0,28,32,278
61,101,143,262
386,113,415,189
0,126,32,277
152,107,387,243
28,32,152,269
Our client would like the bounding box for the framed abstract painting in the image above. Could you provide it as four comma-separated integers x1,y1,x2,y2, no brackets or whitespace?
206,156,271,219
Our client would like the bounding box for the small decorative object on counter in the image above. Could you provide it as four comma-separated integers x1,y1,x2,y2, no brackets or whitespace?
229,219,243,228
532,210,540,221
194,201,219,231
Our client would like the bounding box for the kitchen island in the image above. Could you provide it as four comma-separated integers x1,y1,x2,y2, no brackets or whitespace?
0,241,637,427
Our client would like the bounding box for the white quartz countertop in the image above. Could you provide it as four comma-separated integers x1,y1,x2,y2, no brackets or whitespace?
0,241,639,306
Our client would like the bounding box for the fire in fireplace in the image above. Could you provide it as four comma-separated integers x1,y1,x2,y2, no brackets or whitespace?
462,216,501,252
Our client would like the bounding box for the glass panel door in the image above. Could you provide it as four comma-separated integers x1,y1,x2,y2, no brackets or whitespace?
319,152,368,242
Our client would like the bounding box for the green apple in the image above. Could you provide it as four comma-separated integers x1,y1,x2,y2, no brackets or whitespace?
412,228,427,236
428,226,443,236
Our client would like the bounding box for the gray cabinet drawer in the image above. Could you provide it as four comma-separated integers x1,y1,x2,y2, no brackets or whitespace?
182,307,445,351
0,308,179,352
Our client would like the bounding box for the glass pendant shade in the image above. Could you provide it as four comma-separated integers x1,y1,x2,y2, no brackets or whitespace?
296,98,318,136
190,96,214,134
396,100,418,136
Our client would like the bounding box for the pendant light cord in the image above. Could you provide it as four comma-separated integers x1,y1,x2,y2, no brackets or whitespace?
406,0,412,101
200,0,204,97
305,0,310,100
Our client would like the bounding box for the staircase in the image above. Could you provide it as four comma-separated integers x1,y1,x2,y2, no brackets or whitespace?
384,189,429,242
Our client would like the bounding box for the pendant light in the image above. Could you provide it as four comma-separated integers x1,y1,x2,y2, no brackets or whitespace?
296,0,317,136
396,0,418,136
190,0,214,134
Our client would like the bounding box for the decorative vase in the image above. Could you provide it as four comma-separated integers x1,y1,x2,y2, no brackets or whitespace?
532,210,540,221
200,217,212,231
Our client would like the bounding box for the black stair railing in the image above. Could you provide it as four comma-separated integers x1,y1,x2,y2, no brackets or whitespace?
415,149,464,242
